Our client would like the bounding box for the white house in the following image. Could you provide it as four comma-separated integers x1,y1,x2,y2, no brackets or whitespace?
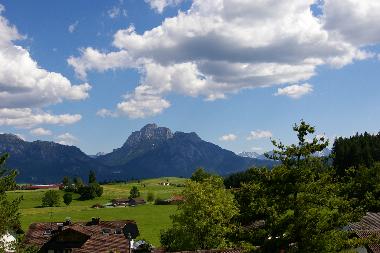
0,232,16,253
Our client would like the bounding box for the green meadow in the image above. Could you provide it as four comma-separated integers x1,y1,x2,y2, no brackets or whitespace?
7,177,187,246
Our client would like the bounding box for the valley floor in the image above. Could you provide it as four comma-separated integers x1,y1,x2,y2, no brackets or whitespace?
7,177,186,246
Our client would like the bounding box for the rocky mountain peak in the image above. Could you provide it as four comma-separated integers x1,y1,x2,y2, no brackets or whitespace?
123,123,173,148
0,133,25,142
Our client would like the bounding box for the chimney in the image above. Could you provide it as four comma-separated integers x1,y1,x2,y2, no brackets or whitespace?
91,217,100,225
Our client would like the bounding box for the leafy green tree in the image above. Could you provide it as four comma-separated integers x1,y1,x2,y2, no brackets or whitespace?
73,177,84,191
94,183,103,197
0,153,22,240
42,190,60,207
129,186,140,199
161,176,238,251
62,176,70,187
78,183,103,200
63,192,72,206
190,167,212,182
147,192,155,202
234,121,361,252
88,170,96,184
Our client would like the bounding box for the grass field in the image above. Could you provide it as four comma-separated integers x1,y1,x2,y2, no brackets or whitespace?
7,177,187,246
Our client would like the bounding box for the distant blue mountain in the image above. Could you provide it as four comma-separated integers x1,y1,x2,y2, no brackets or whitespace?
0,124,276,183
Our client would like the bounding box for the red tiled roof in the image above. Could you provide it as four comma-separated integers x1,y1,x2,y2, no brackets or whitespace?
24,220,137,253
349,212,380,253
153,249,242,253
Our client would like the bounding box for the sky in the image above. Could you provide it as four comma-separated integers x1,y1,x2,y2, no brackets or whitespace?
0,0,379,155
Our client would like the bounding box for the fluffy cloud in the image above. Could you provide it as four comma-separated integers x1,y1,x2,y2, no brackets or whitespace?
323,0,380,46
116,90,171,118
219,134,237,142
144,0,184,13
0,9,90,127
68,47,135,79
247,130,273,141
275,83,313,99
30,127,52,136
0,108,81,128
56,133,78,146
69,0,379,118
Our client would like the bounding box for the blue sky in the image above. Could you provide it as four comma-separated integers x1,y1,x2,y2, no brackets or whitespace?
0,0,379,155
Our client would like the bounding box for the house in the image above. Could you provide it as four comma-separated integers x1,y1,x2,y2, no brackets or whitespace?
128,198,146,206
0,231,17,253
111,198,146,207
348,212,380,253
167,195,184,204
24,218,139,253
21,184,61,190
111,198,130,206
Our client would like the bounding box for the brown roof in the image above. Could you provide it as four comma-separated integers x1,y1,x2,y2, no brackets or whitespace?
153,249,242,253
24,220,137,253
349,212,380,253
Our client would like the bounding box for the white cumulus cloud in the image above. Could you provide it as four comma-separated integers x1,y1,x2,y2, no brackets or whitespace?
30,127,52,136
0,108,81,128
69,0,380,118
219,134,237,142
144,0,184,13
247,130,273,140
0,8,90,127
56,133,78,146
275,83,313,99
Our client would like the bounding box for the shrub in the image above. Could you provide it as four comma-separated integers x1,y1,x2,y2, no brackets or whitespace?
147,192,155,202
42,190,60,207
63,192,72,206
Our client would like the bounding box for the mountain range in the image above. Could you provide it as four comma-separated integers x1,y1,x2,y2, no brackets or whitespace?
0,124,275,183
238,148,331,160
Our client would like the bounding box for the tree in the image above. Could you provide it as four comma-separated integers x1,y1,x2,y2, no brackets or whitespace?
234,121,361,252
42,190,60,207
63,193,72,206
129,186,140,199
73,177,84,191
62,176,70,187
160,176,238,251
0,153,22,239
88,170,96,184
78,183,103,200
190,167,212,182
147,192,155,202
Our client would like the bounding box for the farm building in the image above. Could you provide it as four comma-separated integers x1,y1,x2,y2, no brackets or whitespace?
348,212,380,253
112,198,146,207
0,231,17,253
24,218,139,253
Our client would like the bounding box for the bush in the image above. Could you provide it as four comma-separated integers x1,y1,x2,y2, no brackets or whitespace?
154,198,170,205
147,192,155,202
63,193,72,206
42,190,60,207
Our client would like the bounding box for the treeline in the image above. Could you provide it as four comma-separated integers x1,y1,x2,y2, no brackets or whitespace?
61,170,103,200
332,132,380,176
162,121,379,252
217,126,380,252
